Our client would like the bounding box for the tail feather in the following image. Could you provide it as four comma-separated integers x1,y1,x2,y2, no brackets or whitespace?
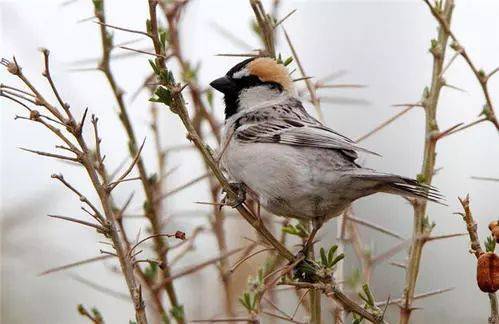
350,172,445,204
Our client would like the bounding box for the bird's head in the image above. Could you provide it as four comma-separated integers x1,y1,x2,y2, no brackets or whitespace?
210,57,294,118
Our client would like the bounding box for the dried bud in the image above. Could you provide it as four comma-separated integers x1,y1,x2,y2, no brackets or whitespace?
477,252,499,293
77,304,86,315
489,221,499,231
174,230,186,240
1,58,20,75
488,221,499,243
29,110,40,120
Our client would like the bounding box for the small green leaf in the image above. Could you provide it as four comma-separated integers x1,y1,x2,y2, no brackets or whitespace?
144,262,158,279
362,284,374,306
328,245,338,266
77,304,86,315
170,305,184,321
320,247,327,266
331,253,344,267
149,59,160,75
92,0,103,12
283,56,293,66
276,53,283,64
205,88,214,108
161,314,171,324
150,86,173,106
416,173,426,183
485,236,496,253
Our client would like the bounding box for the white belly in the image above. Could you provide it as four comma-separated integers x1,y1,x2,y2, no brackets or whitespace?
221,141,354,219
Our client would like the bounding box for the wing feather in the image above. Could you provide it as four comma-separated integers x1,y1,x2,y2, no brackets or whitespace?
234,99,379,160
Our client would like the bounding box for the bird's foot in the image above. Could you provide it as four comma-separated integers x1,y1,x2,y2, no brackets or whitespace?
223,182,246,208
293,251,320,283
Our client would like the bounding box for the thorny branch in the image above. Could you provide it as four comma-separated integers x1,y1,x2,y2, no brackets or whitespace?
399,1,453,323
91,0,182,317
0,53,149,324
422,0,499,132
145,1,388,323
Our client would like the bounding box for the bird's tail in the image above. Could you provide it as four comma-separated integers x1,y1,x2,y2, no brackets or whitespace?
350,171,444,204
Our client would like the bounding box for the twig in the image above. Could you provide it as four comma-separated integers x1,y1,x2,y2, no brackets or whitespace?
19,147,79,162
282,27,322,119
273,9,297,29
377,287,454,306
400,2,454,322
422,0,499,131
250,0,276,57
155,172,210,202
39,255,113,276
229,247,275,273
347,214,404,240
107,138,145,192
154,246,247,289
93,1,180,316
93,20,151,38
356,105,416,143
119,46,170,59
47,214,107,232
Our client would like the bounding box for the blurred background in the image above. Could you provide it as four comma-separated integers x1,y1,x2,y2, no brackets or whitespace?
1,0,499,323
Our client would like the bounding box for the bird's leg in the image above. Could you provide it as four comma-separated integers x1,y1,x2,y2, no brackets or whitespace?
223,182,246,208
303,217,325,256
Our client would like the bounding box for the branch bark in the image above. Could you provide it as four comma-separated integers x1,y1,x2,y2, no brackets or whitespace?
400,2,454,322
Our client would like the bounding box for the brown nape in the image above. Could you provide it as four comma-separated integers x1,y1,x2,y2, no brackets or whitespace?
248,57,293,92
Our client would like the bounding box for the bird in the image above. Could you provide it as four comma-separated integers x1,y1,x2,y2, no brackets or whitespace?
210,57,442,227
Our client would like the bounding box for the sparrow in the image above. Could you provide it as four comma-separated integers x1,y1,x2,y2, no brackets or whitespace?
210,57,442,223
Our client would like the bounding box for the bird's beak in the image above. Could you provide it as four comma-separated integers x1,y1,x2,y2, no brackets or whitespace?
210,76,236,94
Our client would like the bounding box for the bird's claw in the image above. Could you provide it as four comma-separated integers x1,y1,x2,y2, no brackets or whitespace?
223,182,246,208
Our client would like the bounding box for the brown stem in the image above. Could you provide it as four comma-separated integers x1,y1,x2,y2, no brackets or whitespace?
92,1,182,316
400,1,453,322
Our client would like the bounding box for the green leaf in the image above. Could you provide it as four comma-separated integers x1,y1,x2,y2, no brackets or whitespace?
331,253,344,267
320,247,327,266
205,89,214,108
161,314,171,324
257,268,264,284
416,173,426,183
283,56,293,66
77,304,86,315
150,86,173,106
328,245,338,266
170,305,184,321
149,59,160,75
362,284,375,306
485,236,496,253
251,293,257,310
244,292,251,309
276,53,283,64
144,262,158,279
92,0,103,12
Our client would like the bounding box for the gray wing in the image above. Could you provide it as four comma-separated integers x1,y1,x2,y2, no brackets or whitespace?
235,99,378,161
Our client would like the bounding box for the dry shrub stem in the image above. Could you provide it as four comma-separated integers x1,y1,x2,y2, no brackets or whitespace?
422,0,499,131
146,1,386,322
92,1,182,318
400,1,453,322
458,195,498,324
155,0,236,314
1,52,148,324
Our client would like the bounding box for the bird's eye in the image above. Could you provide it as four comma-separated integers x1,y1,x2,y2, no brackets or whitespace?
267,82,282,91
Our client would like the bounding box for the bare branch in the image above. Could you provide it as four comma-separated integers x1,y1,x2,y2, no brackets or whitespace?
47,214,107,232
107,138,146,192
39,255,113,276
